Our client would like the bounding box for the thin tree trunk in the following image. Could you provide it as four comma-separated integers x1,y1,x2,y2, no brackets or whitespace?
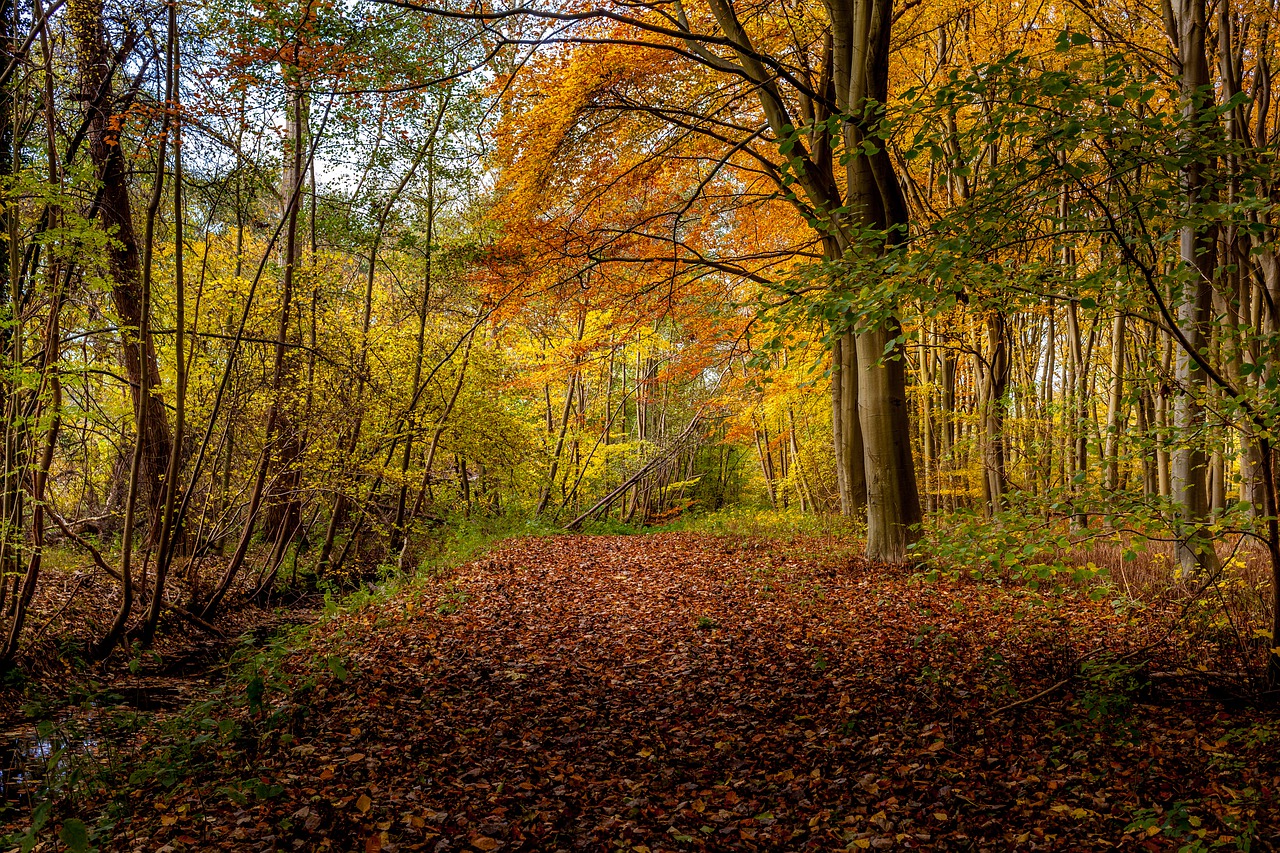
980,312,1009,515
1170,0,1221,577
144,1,183,643
537,311,585,515
91,36,173,656
0,15,61,659
397,336,473,570
387,132,442,554
832,330,866,514
1104,309,1126,492
201,66,306,619
1065,298,1088,528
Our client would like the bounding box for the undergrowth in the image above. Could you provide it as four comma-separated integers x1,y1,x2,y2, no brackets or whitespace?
1,512,539,852
6,508,1278,850
653,505,859,538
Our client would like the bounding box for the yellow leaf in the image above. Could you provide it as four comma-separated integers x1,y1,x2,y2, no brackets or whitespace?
471,838,501,851
933,812,947,821
356,794,372,813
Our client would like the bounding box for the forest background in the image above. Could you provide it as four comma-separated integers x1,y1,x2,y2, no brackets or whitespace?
0,0,1279,697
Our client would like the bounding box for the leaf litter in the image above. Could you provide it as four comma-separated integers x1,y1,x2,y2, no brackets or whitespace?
66,534,1280,850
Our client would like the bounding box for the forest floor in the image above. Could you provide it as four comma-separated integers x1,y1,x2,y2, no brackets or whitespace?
6,532,1280,851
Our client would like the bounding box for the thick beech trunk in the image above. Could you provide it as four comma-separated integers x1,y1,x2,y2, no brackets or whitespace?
701,0,920,560
857,323,921,559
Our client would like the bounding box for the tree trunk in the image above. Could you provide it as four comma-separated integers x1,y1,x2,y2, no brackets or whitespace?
980,312,1009,514
1103,309,1125,492
1170,0,1221,578
70,0,172,522
144,0,184,643
832,329,866,515
857,321,922,560
201,66,306,618
1065,298,1088,528
698,0,919,559
261,75,307,555
397,337,472,570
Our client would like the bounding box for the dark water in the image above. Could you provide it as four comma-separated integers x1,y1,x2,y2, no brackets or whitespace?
0,679,197,809
0,609,318,812
0,722,94,808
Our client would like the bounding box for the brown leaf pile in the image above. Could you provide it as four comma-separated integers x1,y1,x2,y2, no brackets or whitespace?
88,534,1280,851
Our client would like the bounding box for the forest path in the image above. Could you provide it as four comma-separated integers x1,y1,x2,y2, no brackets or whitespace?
111,533,1277,851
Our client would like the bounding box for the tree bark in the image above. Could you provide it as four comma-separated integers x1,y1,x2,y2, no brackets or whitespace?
980,312,1009,515
832,330,866,514
694,0,919,559
1103,309,1125,492
201,66,306,618
1169,0,1221,577
69,0,172,522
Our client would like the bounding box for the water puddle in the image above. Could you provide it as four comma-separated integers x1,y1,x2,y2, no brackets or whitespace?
0,610,317,812
0,720,96,808
0,678,198,809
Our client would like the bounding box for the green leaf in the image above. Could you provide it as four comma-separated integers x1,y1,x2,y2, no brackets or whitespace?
58,819,92,853
327,655,349,682
218,784,249,806
30,801,51,833
246,675,266,712
253,782,285,800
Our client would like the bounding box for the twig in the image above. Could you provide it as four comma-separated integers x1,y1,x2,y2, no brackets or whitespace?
26,574,91,645
48,507,120,580
994,564,1241,715
994,677,1073,714
51,506,223,638
161,600,224,638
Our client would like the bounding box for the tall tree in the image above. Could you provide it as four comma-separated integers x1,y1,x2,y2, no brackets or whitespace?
69,0,173,520
1168,0,1221,577
455,0,924,559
